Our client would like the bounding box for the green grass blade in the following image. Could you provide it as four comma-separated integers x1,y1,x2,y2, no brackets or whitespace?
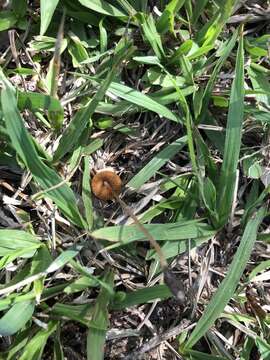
137,13,165,59
0,11,17,31
0,301,35,336
196,0,238,46
0,71,86,228
107,81,180,123
127,135,187,189
82,156,93,230
191,0,209,25
87,270,114,360
18,321,58,360
156,0,186,34
17,90,64,115
0,230,40,256
115,0,137,16
247,65,270,107
185,207,266,349
40,0,60,35
45,249,80,273
198,30,238,123
78,0,127,17
92,219,215,243
53,40,135,162
111,285,172,310
217,30,244,226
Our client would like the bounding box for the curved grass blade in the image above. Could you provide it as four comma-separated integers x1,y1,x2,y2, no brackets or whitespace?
156,0,185,34
18,321,58,360
108,81,180,123
78,0,127,17
0,300,35,336
137,13,165,59
184,207,266,349
0,70,86,228
40,0,60,35
196,0,238,46
0,229,40,256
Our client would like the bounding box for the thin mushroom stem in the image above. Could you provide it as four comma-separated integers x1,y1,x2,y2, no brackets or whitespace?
113,192,168,271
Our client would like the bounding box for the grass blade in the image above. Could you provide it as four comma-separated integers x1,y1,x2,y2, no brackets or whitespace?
40,0,60,35
137,13,165,59
217,29,244,226
127,135,187,189
78,0,127,17
198,30,238,123
82,156,93,230
0,229,40,256
0,70,86,228
19,321,58,360
108,81,180,123
87,270,114,360
185,207,266,349
111,285,172,310
53,39,135,162
92,219,215,244
0,301,35,336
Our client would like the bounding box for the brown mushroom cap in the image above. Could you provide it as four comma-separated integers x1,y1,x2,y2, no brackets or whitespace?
91,170,122,201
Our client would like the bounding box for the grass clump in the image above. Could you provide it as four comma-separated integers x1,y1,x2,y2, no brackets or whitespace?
0,1,269,359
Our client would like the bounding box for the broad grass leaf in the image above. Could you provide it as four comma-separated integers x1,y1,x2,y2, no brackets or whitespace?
40,0,60,35
156,0,185,34
0,247,40,270
0,11,17,31
0,71,86,228
17,91,64,119
92,219,215,244
78,0,127,17
18,321,58,360
0,230,40,256
217,31,244,226
108,82,180,123
0,301,35,336
64,276,98,295
111,285,172,310
45,249,80,273
185,207,266,349
87,270,114,360
51,303,94,326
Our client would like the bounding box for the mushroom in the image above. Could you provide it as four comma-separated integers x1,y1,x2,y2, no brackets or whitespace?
91,170,122,201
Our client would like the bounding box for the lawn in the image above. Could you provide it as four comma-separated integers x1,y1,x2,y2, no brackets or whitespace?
0,0,269,359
